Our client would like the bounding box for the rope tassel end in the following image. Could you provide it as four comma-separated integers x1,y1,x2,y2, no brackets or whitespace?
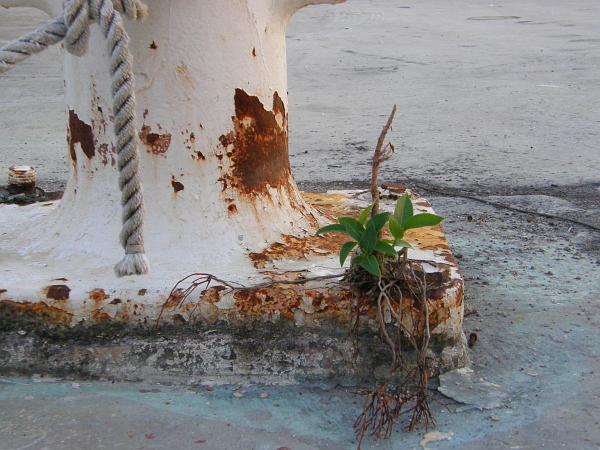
115,251,150,277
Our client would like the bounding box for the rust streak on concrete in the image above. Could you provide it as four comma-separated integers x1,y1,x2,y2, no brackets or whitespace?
171,179,184,192
219,89,291,195
249,234,350,268
45,285,71,301
140,125,172,155
89,289,110,302
68,110,95,161
0,300,73,325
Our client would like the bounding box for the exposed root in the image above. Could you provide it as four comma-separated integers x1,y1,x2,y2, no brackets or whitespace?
156,272,345,332
349,259,443,449
161,260,443,450
155,273,243,332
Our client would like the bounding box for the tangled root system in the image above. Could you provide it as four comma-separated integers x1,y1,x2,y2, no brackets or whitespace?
348,255,444,448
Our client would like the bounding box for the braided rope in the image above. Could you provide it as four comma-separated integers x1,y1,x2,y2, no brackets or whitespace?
0,0,149,276
0,19,67,74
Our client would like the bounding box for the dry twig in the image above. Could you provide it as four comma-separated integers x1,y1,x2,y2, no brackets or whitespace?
371,105,397,218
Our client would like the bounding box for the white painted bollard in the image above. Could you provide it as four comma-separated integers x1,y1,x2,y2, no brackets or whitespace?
0,0,345,278
0,1,469,383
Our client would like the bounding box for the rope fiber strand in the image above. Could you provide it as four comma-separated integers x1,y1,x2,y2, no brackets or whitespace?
0,19,67,74
0,0,150,276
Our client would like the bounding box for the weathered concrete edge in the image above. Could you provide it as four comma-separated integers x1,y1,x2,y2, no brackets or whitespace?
0,325,468,387
0,274,469,386
0,190,469,385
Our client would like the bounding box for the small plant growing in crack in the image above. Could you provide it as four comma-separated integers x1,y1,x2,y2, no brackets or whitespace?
317,193,445,447
316,204,403,277
316,105,448,448
316,192,444,276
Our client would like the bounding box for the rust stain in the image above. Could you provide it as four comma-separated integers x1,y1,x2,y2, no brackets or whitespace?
89,289,109,301
0,289,6,296
259,271,307,282
301,290,331,312
248,233,351,268
0,300,73,325
404,226,450,252
233,287,302,320
175,62,194,88
109,298,122,305
68,110,95,161
225,283,360,324
190,133,195,143
97,143,116,166
176,62,189,75
219,89,291,195
228,204,238,213
252,47,256,57
139,125,171,155
171,179,185,192
45,285,71,301
164,288,185,308
300,192,362,220
248,252,270,269
149,41,157,49
91,310,112,322
200,286,228,304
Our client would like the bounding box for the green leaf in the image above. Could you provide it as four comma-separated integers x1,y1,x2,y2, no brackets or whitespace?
316,223,347,235
351,254,365,265
404,213,444,230
388,218,405,240
357,204,374,226
359,255,381,277
338,217,364,241
339,241,358,266
394,193,414,227
392,239,413,249
367,212,391,234
359,223,378,254
374,241,397,256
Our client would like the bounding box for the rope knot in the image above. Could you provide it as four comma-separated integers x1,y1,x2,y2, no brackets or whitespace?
63,0,148,57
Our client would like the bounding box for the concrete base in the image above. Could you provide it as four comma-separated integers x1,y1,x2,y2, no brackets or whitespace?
0,190,467,384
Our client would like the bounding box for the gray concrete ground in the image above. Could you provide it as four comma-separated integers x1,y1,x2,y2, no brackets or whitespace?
1,0,600,449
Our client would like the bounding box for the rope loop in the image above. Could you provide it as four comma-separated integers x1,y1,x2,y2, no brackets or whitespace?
63,0,147,56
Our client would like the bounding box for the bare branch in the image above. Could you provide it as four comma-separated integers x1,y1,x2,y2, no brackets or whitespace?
371,105,397,217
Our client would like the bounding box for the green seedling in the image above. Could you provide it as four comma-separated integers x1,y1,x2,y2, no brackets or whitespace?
316,193,444,277
386,192,444,245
